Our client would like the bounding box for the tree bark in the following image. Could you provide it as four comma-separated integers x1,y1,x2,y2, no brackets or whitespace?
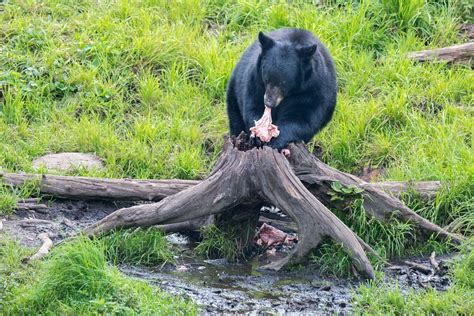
406,42,474,65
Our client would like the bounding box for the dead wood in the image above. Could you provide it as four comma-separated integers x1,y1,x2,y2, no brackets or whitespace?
259,216,297,233
84,137,376,279
1,171,442,201
18,198,42,203
154,215,215,234
18,219,55,226
459,24,474,40
404,260,432,274
0,171,197,201
15,202,49,212
370,181,442,199
29,233,53,261
406,42,474,65
287,143,463,245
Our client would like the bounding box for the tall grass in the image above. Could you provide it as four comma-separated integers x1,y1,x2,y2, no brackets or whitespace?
102,228,176,267
2,235,197,315
0,181,40,215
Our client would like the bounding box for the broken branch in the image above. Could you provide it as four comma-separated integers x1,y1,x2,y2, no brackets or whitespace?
29,233,53,261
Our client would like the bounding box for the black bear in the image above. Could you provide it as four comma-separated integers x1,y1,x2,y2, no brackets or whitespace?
226,28,337,150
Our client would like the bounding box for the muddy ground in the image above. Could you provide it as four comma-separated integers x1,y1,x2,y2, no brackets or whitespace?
1,199,454,314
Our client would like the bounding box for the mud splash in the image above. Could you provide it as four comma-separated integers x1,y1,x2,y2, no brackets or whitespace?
1,199,455,314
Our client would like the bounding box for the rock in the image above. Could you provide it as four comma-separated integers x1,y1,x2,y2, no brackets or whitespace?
32,153,104,172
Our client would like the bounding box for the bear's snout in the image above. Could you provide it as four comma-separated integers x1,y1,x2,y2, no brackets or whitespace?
264,87,283,108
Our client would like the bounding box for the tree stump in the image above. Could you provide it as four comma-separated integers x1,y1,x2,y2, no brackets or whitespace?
85,135,376,279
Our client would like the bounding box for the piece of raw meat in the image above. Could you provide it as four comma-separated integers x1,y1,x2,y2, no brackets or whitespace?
249,106,280,143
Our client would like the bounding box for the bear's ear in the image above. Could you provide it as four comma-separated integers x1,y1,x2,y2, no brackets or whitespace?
258,32,275,51
296,44,317,58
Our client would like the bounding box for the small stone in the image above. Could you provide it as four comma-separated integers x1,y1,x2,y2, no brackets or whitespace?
62,218,74,227
32,153,104,172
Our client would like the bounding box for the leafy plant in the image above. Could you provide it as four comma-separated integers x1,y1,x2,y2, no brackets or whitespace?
328,181,364,201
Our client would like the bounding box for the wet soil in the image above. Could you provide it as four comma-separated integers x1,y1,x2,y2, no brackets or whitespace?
0,199,455,314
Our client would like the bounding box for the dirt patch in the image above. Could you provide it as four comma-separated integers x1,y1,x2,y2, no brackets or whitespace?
1,199,133,247
1,199,455,314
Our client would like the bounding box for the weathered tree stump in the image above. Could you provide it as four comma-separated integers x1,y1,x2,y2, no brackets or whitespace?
84,136,376,278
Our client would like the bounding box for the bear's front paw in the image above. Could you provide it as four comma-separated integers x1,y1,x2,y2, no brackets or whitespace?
249,136,264,148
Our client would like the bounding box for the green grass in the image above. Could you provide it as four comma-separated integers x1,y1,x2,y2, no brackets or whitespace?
102,228,176,267
0,237,38,310
0,234,197,315
0,181,40,215
195,224,256,261
354,239,474,315
1,0,472,182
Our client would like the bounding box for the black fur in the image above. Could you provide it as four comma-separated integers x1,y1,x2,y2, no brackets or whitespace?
226,28,337,150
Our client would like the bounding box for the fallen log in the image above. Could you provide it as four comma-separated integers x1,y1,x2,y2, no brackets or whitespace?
0,171,197,201
370,181,442,199
404,260,432,274
15,202,49,212
406,42,474,65
0,172,441,201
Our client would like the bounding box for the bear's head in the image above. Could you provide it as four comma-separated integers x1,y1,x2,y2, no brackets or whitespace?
258,31,317,108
